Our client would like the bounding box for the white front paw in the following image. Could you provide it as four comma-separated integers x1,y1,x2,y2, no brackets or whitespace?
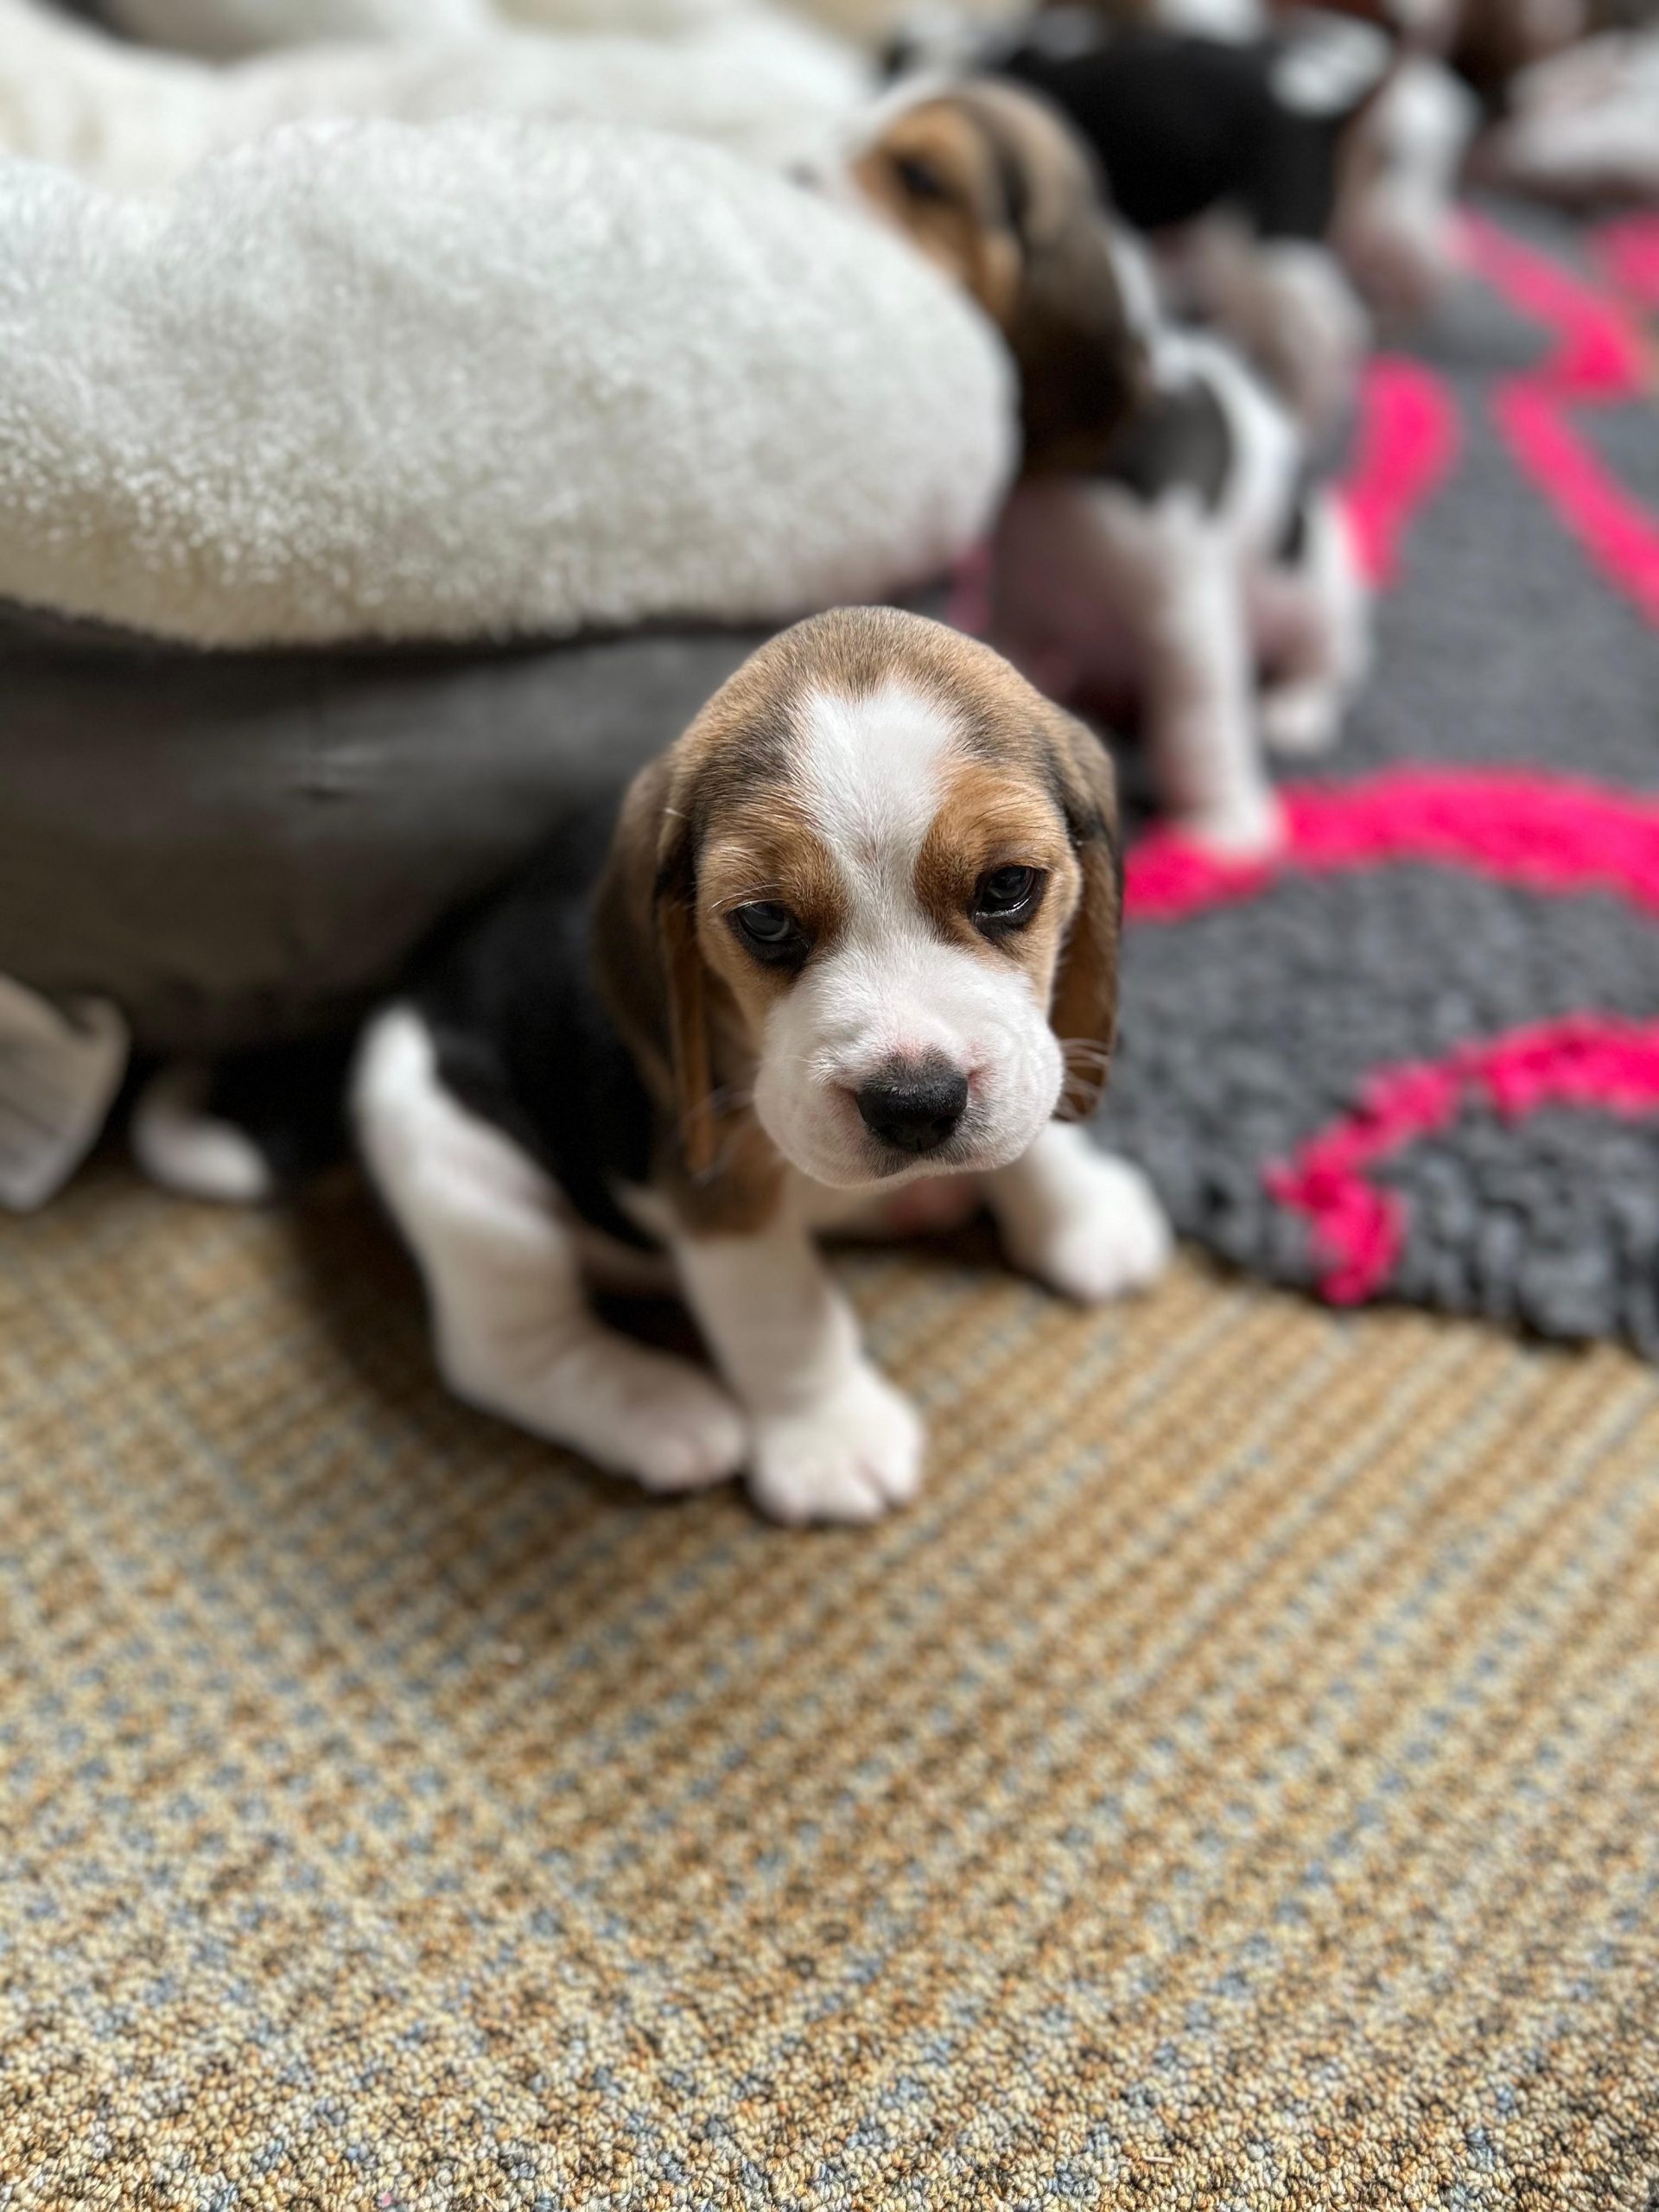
1260,680,1342,756
1175,785,1287,859
1012,1152,1173,1306
749,1363,925,1527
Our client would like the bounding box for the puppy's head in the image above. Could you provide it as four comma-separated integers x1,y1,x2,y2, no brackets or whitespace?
852,79,1147,471
599,608,1122,1199
1330,53,1475,320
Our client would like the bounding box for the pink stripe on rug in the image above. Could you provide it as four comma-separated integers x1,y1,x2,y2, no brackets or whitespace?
1266,1015,1659,1302
1126,767,1659,922
1338,355,1462,588
1594,213,1659,310
1463,213,1659,626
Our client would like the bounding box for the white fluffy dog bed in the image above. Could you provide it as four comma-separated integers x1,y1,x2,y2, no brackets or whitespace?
1484,32,1659,203
1,0,869,187
102,0,751,56
0,111,1011,647
93,0,1027,60
0,0,1014,1059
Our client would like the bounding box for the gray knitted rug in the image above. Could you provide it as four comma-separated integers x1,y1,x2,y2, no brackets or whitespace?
1093,208,1659,1357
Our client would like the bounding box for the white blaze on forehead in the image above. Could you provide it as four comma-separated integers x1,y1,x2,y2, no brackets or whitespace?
750,669,1065,1185
791,680,961,894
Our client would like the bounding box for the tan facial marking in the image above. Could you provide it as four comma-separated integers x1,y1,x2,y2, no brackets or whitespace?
854,102,1026,322
695,791,850,1029
914,760,1079,1001
858,86,1147,473
597,609,1125,1205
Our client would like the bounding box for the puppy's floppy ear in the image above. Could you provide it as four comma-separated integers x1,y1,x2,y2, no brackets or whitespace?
594,752,718,1178
653,817,719,1179
1045,710,1122,1122
1011,205,1148,474
958,90,1151,472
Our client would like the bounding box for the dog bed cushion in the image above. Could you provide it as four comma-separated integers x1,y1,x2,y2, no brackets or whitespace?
95,0,741,56
92,0,1026,58
0,604,779,1053
1485,33,1659,205
2,0,869,189
0,112,1011,648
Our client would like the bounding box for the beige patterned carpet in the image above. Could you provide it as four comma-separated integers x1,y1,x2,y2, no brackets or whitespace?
3,1164,1657,2209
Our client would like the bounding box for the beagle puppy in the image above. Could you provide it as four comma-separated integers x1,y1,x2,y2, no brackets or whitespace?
988,291,1373,854
353,609,1170,1526
851,79,1370,853
887,7,1474,428
850,73,1147,473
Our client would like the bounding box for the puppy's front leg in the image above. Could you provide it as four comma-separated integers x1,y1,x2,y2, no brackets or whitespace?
1132,501,1281,858
674,1218,923,1526
987,1123,1171,1306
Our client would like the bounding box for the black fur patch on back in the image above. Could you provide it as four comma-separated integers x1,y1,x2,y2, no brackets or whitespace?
1095,375,1233,510
994,25,1350,241
415,797,658,1249
1275,467,1317,566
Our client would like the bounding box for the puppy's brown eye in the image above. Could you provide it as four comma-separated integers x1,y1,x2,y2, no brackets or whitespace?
732,901,809,968
972,865,1044,931
893,152,951,203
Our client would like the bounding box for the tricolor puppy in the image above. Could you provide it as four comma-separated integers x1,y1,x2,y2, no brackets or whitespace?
888,6,1475,428
852,79,1370,854
353,610,1170,1527
849,74,1147,473
988,303,1372,855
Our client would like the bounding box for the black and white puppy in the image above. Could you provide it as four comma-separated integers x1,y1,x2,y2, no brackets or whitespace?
352,609,1169,1525
889,5,1473,427
854,79,1370,853
989,281,1372,854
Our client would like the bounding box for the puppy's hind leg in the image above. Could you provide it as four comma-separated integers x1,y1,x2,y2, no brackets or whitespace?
1256,493,1372,757
353,1007,746,1495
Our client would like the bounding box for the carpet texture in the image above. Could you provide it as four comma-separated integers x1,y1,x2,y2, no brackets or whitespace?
1095,207,1659,1357
3,1164,1657,2207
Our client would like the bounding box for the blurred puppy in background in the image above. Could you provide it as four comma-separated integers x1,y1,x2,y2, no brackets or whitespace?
891,4,1476,429
354,609,1169,1528
849,73,1147,471
854,77,1370,854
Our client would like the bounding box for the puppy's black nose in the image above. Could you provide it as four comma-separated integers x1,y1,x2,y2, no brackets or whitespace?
855,1060,969,1155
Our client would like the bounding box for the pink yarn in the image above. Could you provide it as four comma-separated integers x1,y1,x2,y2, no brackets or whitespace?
1595,213,1659,308
1338,356,1462,587
1116,215,1659,1313
1462,213,1659,626
1267,1016,1659,1303
1127,766,1659,922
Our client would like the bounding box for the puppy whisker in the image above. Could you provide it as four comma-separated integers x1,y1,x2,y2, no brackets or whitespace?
708,1085,755,1121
